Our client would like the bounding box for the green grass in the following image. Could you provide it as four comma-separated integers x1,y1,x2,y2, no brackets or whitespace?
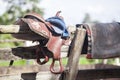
45,57,98,66
0,60,33,66
80,57,93,64
0,58,96,67
0,57,116,67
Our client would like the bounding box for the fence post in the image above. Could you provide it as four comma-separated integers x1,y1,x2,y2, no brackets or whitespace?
63,26,86,80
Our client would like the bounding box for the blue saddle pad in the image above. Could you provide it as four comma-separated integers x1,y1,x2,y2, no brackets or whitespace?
46,17,69,39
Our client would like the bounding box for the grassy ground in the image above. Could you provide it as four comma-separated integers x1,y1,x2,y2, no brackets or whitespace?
0,60,33,66
0,57,115,67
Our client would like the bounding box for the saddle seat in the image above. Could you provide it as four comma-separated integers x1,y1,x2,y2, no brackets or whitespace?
12,11,70,74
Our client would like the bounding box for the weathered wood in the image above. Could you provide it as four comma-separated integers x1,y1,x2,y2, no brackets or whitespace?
60,64,120,80
0,25,32,34
0,47,35,60
0,71,61,80
76,68,120,80
0,46,68,60
0,39,25,43
1,69,120,80
0,25,20,33
76,64,120,80
0,25,76,34
0,64,120,80
64,27,86,80
0,64,119,75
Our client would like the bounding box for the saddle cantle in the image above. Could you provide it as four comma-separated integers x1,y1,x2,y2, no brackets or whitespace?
12,11,70,74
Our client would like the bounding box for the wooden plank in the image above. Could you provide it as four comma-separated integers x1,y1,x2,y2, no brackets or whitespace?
0,47,35,60
0,25,76,34
0,25,31,34
0,25,20,33
0,46,68,60
1,69,120,80
0,39,25,43
0,71,60,80
76,68,120,80
60,64,120,80
64,27,86,80
0,64,119,75
0,64,120,80
76,64,120,80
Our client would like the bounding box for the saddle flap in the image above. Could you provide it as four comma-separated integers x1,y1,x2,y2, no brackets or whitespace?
21,18,50,39
47,36,63,59
12,19,46,41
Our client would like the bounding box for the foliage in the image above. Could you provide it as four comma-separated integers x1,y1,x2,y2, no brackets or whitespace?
0,0,44,25
82,13,91,23
82,13,99,23
0,60,33,66
0,0,44,47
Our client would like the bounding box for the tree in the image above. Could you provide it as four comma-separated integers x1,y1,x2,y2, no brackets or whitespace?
0,0,44,25
0,0,44,47
82,13,91,23
82,13,99,23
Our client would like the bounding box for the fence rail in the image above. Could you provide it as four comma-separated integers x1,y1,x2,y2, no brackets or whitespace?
0,64,120,80
0,39,25,43
0,25,120,80
0,25,32,34
0,46,68,60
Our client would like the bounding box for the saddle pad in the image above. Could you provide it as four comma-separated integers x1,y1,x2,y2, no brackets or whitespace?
46,16,69,39
84,22,120,59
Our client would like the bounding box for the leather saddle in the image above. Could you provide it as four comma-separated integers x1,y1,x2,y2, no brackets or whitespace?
12,11,70,74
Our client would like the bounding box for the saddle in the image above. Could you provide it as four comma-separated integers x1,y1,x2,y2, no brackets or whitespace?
12,11,70,74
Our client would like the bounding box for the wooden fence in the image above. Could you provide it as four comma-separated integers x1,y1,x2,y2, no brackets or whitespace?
0,25,120,80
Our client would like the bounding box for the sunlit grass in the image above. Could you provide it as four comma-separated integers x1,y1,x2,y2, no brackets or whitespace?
0,60,33,66
0,57,116,67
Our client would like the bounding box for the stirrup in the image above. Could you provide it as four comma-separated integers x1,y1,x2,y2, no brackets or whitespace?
50,58,64,74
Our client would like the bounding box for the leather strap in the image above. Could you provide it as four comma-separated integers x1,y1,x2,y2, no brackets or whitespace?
36,47,49,65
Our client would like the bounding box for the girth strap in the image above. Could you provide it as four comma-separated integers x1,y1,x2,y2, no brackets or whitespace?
36,47,49,65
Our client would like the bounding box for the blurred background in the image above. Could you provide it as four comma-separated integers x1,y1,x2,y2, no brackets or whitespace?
0,0,120,25
0,0,120,66
40,0,120,25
